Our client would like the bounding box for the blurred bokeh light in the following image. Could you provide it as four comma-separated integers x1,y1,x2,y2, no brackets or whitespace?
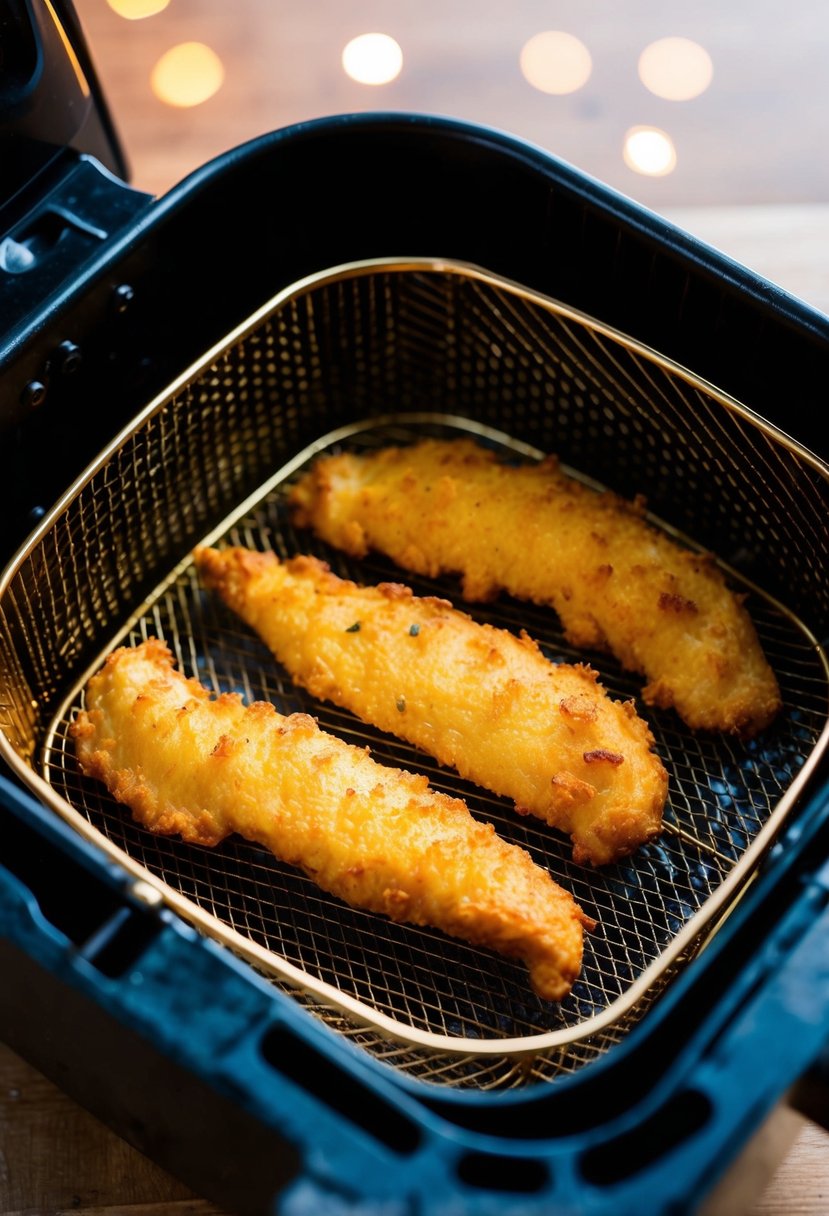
638,37,713,101
106,0,169,18
342,33,403,85
73,0,829,209
519,31,592,95
150,41,224,108
624,126,678,176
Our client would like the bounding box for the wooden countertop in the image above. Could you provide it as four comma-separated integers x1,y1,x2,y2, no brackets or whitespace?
3,3,828,1212
1,1033,828,1215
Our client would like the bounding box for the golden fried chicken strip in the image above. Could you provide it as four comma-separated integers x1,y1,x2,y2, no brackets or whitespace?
71,639,590,1001
195,546,667,866
290,438,782,738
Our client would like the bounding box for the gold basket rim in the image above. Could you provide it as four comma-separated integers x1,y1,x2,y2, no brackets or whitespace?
2,257,828,1060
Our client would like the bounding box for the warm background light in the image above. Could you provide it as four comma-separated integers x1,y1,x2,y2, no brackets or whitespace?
624,126,677,176
519,30,592,95
106,0,169,17
72,0,829,212
342,33,403,85
150,41,224,108
638,37,713,101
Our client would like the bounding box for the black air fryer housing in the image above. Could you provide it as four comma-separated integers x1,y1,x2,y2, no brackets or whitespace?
1,5,829,1215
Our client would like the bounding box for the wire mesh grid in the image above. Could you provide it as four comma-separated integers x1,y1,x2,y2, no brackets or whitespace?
2,260,827,1088
41,415,827,1087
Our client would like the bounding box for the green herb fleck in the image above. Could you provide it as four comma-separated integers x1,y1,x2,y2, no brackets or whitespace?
345,621,361,633
396,696,406,713
408,623,420,637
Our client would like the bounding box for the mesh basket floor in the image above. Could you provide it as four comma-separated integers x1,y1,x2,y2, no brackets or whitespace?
43,416,828,1087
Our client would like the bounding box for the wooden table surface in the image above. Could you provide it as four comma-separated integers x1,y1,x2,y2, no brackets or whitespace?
1,1032,828,1216
3,2,829,1212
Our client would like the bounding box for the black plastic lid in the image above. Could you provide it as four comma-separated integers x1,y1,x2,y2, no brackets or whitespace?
0,0,129,229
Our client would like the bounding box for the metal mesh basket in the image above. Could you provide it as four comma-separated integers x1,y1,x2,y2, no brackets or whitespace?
1,259,827,1089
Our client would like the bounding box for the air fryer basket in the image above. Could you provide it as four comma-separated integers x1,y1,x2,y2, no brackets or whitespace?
2,258,827,1091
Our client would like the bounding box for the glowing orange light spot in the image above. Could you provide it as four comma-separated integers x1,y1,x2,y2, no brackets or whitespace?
623,126,677,176
151,42,224,108
519,31,592,95
106,0,169,17
638,37,713,101
342,33,403,85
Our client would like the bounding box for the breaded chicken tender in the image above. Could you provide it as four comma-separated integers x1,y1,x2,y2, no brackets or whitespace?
71,639,590,1001
195,546,667,866
290,439,781,738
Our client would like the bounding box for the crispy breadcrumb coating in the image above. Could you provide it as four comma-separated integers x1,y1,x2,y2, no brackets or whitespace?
71,639,591,1001
195,546,667,865
290,439,781,737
